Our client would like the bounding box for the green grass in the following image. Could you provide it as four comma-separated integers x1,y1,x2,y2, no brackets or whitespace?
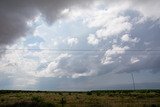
0,90,160,107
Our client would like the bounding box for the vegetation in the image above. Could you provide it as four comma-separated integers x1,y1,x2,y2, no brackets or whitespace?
0,90,160,107
31,96,44,103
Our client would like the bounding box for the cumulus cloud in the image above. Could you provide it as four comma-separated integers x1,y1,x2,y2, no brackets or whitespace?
0,49,39,88
0,0,160,47
67,37,78,46
121,34,139,43
96,16,132,39
37,53,97,78
79,3,132,45
87,34,99,45
101,45,130,65
131,0,160,20
38,53,71,77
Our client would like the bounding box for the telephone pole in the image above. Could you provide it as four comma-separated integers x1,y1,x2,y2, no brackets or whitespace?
131,73,136,90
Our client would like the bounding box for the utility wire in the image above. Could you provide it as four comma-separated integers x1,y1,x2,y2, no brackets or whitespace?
1,49,160,52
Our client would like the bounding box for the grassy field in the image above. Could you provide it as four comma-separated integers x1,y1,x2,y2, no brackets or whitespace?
0,90,160,107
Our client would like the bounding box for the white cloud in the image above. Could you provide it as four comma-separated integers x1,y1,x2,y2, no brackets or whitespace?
131,0,160,20
101,45,129,65
121,34,131,42
121,34,139,43
0,49,39,88
76,3,132,44
84,2,130,28
28,43,37,47
130,57,140,64
61,8,70,15
87,34,99,45
52,41,58,46
60,7,83,21
96,16,132,39
1,0,160,90
38,53,71,77
37,53,99,79
72,70,96,78
67,37,78,46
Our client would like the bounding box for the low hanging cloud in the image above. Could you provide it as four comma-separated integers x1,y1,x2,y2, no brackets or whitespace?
37,53,97,78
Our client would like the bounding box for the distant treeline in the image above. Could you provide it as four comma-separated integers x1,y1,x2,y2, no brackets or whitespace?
0,89,160,94
91,90,160,93
0,90,85,94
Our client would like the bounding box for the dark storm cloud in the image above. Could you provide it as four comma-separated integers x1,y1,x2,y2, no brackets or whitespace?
0,0,93,46
0,0,159,47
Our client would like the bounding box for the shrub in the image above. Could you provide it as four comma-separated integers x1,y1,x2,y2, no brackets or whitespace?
68,92,71,95
31,96,44,103
1,98,4,102
58,92,63,96
60,98,66,105
96,92,101,96
87,91,92,95
9,101,55,107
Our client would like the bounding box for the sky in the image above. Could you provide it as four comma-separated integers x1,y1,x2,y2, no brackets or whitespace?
0,0,160,91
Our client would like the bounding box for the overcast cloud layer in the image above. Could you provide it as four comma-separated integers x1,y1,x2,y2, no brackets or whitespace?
0,0,160,90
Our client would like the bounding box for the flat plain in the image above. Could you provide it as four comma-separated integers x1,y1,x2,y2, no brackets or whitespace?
0,90,160,107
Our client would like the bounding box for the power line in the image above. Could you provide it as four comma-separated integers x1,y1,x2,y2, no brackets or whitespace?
1,49,160,52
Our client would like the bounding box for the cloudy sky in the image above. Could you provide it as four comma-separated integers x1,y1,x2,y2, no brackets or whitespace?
0,0,160,91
